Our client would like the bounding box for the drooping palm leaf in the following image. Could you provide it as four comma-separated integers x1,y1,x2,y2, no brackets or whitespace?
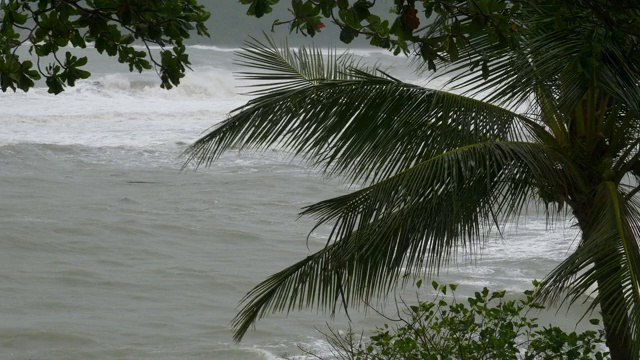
229,139,574,341
183,37,539,185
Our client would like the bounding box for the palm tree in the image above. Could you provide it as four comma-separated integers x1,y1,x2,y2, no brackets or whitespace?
184,2,640,359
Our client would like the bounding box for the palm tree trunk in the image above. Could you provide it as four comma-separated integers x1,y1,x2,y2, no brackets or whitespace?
595,258,633,360
577,203,633,360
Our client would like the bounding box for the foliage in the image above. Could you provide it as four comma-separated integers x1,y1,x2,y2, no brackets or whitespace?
186,1,640,359
318,281,609,360
0,0,210,93
240,0,640,75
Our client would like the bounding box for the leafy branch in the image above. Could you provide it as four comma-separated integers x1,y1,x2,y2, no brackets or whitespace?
0,0,211,93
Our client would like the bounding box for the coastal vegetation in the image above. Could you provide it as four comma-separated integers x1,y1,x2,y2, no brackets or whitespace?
316,281,609,359
185,1,640,359
0,0,210,93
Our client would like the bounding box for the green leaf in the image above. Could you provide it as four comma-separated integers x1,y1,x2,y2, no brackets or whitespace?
45,75,64,94
245,0,275,18
339,26,358,43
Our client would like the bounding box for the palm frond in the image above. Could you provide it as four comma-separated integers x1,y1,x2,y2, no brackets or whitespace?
231,140,572,341
301,141,571,250
234,35,358,95
230,243,338,342
183,37,539,185
598,42,640,116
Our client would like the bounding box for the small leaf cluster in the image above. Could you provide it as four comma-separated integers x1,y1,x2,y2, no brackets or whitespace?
323,281,609,360
0,0,210,93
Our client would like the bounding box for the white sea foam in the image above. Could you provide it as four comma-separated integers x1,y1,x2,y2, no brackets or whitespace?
189,44,240,52
0,61,249,147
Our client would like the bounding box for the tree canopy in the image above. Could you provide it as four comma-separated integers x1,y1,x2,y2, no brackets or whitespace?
242,0,639,75
0,0,210,93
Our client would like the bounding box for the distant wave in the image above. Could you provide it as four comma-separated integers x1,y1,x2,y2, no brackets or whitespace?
22,68,242,100
186,43,404,60
189,44,240,52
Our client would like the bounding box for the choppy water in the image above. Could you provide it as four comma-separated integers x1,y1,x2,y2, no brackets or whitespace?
0,42,598,359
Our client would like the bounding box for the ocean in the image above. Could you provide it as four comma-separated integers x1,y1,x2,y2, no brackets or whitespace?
0,3,599,359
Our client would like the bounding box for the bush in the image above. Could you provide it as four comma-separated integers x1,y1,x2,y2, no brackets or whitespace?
316,281,609,360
